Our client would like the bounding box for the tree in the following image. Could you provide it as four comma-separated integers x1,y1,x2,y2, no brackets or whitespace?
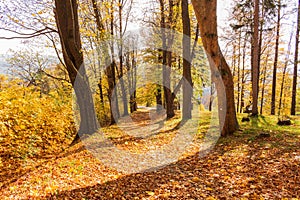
116,0,134,116
240,34,248,113
229,0,277,115
291,0,300,115
252,0,260,116
271,0,282,115
89,0,121,124
6,48,50,88
159,0,176,119
260,51,270,114
191,0,239,136
181,0,193,119
278,28,294,117
126,49,138,113
54,0,99,143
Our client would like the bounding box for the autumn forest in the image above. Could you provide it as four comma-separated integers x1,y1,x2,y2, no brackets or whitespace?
0,0,299,199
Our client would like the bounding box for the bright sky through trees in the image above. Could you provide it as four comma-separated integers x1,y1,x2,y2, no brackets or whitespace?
0,30,21,54
0,0,231,54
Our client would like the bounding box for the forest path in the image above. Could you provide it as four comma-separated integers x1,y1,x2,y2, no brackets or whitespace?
1,115,300,199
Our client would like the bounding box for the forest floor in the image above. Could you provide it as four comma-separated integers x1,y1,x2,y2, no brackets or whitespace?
0,109,300,199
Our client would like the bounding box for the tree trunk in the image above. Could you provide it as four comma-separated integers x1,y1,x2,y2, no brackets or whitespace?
237,29,241,113
258,0,265,92
91,0,104,109
91,0,119,124
118,58,129,116
98,73,104,105
240,35,247,113
118,0,129,116
232,44,236,77
156,85,163,111
106,61,119,124
159,0,166,110
271,0,281,115
181,0,193,119
191,0,239,136
54,0,99,144
278,29,294,116
291,0,300,115
109,0,120,123
260,53,269,114
165,50,175,118
159,0,175,119
126,50,137,113
251,0,260,116
209,82,215,112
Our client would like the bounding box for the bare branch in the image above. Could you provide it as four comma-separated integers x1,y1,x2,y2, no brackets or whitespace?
0,30,56,40
40,69,70,83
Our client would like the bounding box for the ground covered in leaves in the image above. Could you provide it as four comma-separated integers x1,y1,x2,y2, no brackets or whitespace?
1,110,300,199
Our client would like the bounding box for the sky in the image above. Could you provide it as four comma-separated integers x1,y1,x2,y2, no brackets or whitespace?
0,0,297,60
0,31,22,54
0,0,232,54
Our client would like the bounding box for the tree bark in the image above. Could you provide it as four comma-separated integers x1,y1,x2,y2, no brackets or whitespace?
278,28,294,116
209,82,215,112
91,0,119,124
191,0,239,136
252,0,260,116
54,0,99,144
118,0,129,116
181,0,193,119
240,35,247,113
126,50,137,113
260,53,269,114
291,0,300,115
165,50,175,118
109,0,120,123
237,29,241,113
159,0,175,119
271,0,281,115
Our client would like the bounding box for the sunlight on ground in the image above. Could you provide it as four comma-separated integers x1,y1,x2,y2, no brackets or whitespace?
0,112,300,199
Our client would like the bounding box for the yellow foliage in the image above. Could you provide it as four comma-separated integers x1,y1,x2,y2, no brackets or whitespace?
0,78,76,158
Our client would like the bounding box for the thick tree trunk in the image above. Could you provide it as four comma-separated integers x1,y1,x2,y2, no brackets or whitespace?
291,0,300,115
54,0,99,144
271,1,281,115
191,0,239,136
181,0,193,119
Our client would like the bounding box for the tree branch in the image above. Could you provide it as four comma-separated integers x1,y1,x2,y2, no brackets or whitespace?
40,69,70,83
0,27,57,40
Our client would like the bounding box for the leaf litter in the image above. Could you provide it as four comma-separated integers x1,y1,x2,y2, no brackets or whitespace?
0,111,299,199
